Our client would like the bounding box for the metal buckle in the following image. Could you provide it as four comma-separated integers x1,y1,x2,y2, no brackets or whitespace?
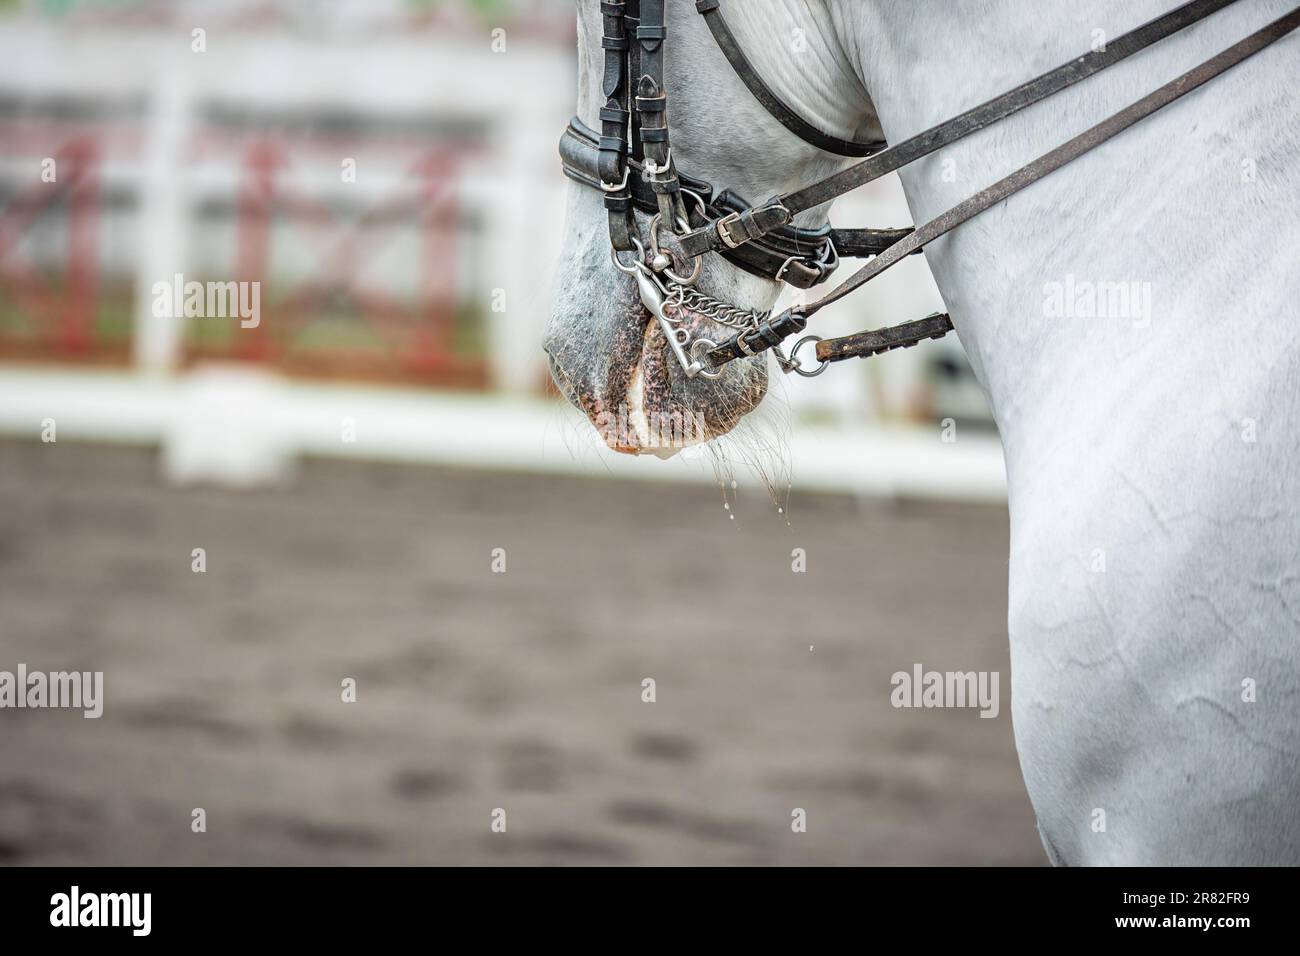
641,148,672,180
819,235,839,273
714,212,745,249
775,236,838,287
599,166,631,193
774,255,803,285
735,331,759,357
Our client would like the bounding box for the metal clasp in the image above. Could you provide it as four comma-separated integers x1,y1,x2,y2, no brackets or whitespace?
714,212,745,249
599,166,631,193
641,148,672,180
773,335,829,377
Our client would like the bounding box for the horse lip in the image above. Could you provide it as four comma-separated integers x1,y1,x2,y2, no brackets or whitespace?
545,296,765,455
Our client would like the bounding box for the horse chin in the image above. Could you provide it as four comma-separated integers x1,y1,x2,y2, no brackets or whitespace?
546,311,768,457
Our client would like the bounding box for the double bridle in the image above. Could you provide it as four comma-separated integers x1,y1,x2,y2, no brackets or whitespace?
559,0,1299,379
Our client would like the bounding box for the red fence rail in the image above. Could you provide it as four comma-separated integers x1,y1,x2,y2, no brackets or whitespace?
0,120,487,387
0,136,110,362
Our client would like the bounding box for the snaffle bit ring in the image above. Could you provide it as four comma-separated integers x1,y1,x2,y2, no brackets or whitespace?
648,213,702,287
688,338,724,380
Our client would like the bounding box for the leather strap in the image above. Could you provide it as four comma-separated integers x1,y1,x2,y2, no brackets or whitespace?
635,0,687,224
694,0,887,158
816,314,955,364
599,0,636,251
560,118,845,288
679,0,1241,260
706,3,1300,367
571,1,917,286
626,0,642,165
829,227,917,258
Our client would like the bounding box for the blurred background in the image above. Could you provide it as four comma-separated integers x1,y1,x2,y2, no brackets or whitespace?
0,0,1037,865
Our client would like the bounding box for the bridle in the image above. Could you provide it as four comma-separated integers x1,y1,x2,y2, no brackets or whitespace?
559,0,1299,379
